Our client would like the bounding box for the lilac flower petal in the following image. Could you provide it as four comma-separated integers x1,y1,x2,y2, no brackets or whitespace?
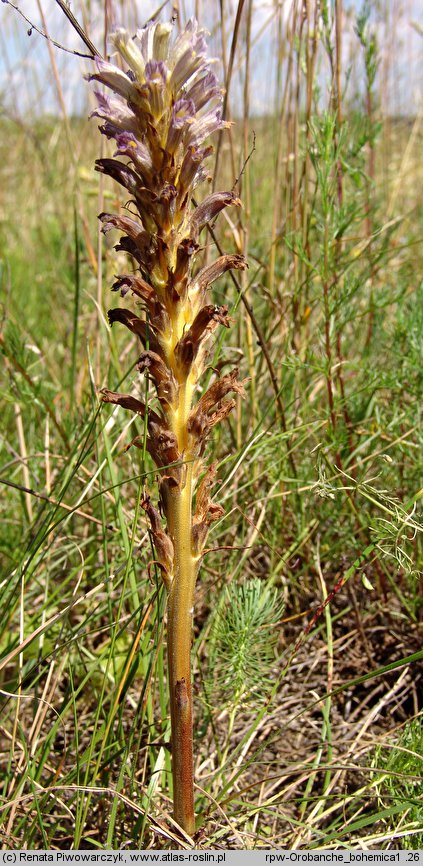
166,98,196,154
171,24,194,64
114,130,138,149
88,19,234,292
144,59,167,84
172,19,207,66
143,60,168,117
185,71,221,112
114,132,153,175
136,24,152,61
88,58,136,101
170,49,206,95
111,29,145,80
152,23,172,61
179,144,213,191
172,98,196,128
91,90,138,131
98,120,134,140
187,109,229,147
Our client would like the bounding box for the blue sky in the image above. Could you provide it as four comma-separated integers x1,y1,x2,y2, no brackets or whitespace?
0,0,421,118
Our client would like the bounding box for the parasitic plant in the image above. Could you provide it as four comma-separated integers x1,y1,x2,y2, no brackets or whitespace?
87,19,246,835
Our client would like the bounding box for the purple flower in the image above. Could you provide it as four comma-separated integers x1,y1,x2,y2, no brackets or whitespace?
88,57,136,100
184,71,221,111
114,132,153,179
91,90,139,138
166,99,196,154
89,18,225,193
188,108,229,148
144,60,167,118
88,18,243,297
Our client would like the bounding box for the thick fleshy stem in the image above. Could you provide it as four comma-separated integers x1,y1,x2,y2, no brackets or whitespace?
164,341,197,833
167,468,197,833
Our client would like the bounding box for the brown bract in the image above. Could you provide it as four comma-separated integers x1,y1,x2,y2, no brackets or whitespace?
141,496,174,587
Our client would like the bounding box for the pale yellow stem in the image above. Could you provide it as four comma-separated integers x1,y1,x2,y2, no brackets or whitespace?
166,463,197,835
164,322,198,835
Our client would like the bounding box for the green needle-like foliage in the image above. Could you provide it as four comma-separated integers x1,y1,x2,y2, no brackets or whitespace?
373,718,423,848
210,578,285,708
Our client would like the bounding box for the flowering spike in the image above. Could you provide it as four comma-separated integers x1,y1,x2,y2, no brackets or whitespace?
88,18,245,835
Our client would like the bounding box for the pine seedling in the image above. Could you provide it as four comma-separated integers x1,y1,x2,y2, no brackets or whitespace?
209,578,284,753
211,579,284,706
87,20,246,835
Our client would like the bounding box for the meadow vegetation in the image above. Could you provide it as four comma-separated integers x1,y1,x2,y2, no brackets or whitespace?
0,0,422,850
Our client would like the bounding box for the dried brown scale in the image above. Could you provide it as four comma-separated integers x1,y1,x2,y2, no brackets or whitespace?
111,273,155,301
88,18,245,834
193,462,221,523
99,388,148,419
189,253,247,297
99,212,146,240
174,304,230,375
114,235,148,269
141,496,174,585
192,462,225,549
138,353,178,410
189,368,246,419
107,308,165,357
189,192,242,239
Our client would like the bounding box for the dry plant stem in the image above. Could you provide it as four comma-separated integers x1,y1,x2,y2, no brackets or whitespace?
333,0,354,456
205,222,296,479
37,0,75,158
301,0,319,328
241,0,256,434
322,210,337,444
214,0,246,186
13,403,33,521
268,0,297,298
364,99,375,344
54,0,100,56
321,0,351,469
290,5,303,351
